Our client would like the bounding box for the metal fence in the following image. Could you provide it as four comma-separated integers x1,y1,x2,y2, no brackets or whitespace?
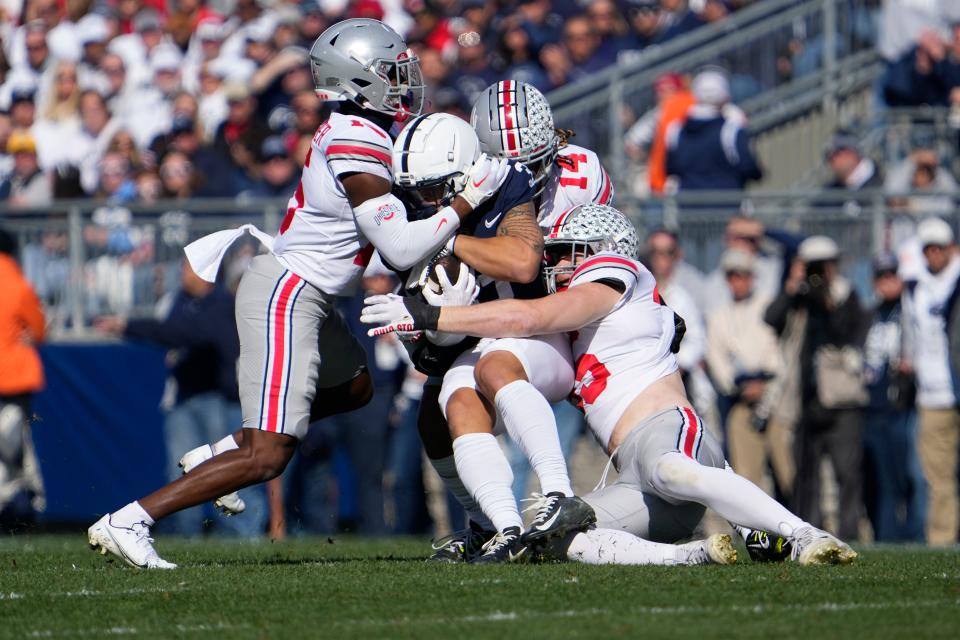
3,188,957,339
546,0,882,187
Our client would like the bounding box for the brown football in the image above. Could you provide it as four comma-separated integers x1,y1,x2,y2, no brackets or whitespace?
425,254,462,294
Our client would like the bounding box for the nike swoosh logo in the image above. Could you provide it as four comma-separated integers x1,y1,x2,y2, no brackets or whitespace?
508,547,527,562
533,511,561,531
472,174,487,188
435,218,448,234
483,212,503,229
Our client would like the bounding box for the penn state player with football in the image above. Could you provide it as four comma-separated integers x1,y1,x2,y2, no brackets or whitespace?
362,204,859,566
387,112,591,563
87,19,509,569
417,82,617,562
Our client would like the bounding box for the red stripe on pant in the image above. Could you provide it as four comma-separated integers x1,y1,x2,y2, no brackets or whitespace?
681,406,700,458
265,273,301,432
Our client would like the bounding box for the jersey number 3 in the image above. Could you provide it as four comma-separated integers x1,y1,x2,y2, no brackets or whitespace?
574,353,610,406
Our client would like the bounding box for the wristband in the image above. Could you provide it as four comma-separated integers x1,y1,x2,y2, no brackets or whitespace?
403,296,441,331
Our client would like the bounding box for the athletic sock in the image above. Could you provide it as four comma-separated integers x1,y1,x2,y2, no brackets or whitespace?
211,434,240,456
112,501,154,528
651,452,806,537
429,455,495,532
452,432,523,532
566,528,684,565
494,380,574,497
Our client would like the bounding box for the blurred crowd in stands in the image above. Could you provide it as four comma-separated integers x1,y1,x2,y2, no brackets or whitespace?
0,0,757,206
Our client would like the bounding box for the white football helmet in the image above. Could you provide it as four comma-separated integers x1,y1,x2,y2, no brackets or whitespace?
309,18,424,118
542,203,641,293
471,80,559,196
392,113,480,209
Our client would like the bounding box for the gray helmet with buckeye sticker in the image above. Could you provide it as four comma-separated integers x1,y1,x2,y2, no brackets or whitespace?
542,203,641,293
309,18,425,118
470,80,559,196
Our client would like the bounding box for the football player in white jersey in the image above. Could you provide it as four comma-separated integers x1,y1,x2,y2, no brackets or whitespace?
87,19,510,569
362,203,859,566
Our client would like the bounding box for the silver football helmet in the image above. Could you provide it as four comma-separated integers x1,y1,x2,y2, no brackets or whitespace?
309,18,424,118
392,113,480,209
543,204,641,293
471,80,559,196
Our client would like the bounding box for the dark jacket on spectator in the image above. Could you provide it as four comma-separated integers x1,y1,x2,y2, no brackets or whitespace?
764,277,868,411
883,46,952,107
666,108,763,189
123,286,239,403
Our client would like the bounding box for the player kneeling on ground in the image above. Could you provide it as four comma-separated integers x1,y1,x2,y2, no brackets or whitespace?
363,204,858,566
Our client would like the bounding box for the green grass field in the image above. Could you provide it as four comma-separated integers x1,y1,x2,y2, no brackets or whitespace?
1,535,957,639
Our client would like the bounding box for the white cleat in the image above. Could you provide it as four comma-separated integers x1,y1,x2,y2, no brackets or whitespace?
178,444,245,516
790,526,858,566
87,514,177,569
677,534,738,565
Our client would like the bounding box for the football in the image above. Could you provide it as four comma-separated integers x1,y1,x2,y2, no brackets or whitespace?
424,254,463,294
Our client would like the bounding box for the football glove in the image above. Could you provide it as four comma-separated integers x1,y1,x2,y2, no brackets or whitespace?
362,293,439,337
460,153,511,209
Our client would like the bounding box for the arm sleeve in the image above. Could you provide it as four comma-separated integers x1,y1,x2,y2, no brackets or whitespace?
706,314,736,396
735,130,763,181
354,192,460,271
568,253,640,312
124,300,208,349
764,290,794,335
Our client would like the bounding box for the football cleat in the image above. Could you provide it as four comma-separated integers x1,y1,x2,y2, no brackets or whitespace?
676,534,738,565
744,529,792,563
521,492,597,545
429,521,495,563
790,525,858,566
471,526,527,564
88,514,177,569
179,444,246,516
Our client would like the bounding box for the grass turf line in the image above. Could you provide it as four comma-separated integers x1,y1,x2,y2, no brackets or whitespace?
1,535,958,639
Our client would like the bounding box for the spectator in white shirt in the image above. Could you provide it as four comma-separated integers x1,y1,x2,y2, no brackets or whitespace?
902,216,960,545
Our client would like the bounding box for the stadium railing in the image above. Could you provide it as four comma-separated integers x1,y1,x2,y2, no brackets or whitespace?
547,0,883,188
3,188,957,338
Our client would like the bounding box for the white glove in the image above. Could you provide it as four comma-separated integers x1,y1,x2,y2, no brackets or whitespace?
459,153,511,209
422,262,477,346
361,293,415,336
422,262,479,307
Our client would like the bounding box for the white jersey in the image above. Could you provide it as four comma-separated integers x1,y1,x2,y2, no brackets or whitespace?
566,252,679,447
271,111,394,296
538,144,614,230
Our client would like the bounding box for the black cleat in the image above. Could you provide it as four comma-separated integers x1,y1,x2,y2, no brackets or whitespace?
520,492,597,545
429,521,494,563
471,526,527,564
744,529,792,563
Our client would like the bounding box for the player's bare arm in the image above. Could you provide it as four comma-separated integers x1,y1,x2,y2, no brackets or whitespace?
452,201,543,283
362,281,620,339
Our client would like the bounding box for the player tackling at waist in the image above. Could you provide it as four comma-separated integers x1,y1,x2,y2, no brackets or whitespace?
363,203,858,566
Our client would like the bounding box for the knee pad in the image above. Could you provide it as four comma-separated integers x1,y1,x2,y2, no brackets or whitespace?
649,453,700,496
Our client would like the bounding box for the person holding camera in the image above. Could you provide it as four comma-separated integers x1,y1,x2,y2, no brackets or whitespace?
706,249,794,502
764,236,869,541
903,217,960,545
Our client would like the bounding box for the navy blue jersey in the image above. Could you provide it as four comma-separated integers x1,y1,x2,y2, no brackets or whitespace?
463,162,548,302
462,162,536,239
391,162,543,375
